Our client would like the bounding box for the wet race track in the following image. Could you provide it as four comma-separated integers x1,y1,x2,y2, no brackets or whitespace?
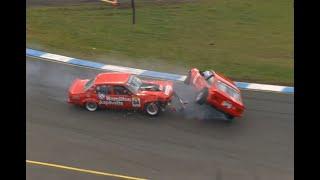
26,57,293,180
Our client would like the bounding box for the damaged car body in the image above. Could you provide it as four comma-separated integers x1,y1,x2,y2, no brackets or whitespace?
67,72,182,116
184,68,245,120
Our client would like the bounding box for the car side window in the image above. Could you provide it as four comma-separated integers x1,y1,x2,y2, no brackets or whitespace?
96,85,112,95
113,86,131,95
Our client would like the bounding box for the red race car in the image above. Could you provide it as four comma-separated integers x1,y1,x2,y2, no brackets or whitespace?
184,68,245,120
67,72,174,116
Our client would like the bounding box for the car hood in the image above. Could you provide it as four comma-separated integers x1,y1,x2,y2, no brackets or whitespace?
138,80,174,96
68,79,89,94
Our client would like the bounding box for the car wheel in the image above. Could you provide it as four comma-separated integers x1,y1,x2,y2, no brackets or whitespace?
85,101,98,112
145,102,160,116
195,88,208,105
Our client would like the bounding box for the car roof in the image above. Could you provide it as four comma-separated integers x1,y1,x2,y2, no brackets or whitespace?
94,72,132,85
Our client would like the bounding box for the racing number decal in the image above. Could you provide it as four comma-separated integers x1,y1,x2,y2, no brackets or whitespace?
132,97,141,107
98,93,105,100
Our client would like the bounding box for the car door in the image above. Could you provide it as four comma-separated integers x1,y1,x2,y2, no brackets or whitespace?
95,84,113,109
107,85,133,110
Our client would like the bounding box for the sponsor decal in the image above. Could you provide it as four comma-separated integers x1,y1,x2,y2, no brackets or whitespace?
99,101,124,106
132,97,141,107
221,101,232,109
99,96,131,106
106,96,131,102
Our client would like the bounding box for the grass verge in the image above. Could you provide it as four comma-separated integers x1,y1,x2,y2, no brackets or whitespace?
27,0,293,85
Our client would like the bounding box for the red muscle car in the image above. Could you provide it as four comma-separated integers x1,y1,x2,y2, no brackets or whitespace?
68,72,174,116
184,68,245,120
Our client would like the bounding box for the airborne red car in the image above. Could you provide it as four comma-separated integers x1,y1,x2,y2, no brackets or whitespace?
184,68,245,120
67,72,174,116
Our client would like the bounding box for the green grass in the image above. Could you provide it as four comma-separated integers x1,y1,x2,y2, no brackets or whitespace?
27,0,293,85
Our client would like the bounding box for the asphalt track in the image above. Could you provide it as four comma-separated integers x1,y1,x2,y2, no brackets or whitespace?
26,56,294,180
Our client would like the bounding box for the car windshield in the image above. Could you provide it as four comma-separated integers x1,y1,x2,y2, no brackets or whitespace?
84,78,94,91
216,81,241,102
127,75,142,94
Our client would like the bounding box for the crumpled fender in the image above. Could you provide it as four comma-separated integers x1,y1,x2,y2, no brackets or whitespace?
141,96,162,108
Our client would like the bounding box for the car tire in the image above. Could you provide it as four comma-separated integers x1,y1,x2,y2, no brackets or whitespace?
195,88,208,105
145,102,160,116
85,101,98,112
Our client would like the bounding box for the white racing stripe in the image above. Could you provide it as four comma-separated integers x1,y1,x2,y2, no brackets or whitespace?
246,83,287,92
40,53,74,62
177,76,187,82
101,65,146,74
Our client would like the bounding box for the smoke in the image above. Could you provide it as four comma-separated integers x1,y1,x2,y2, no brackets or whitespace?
26,59,98,102
172,82,229,121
